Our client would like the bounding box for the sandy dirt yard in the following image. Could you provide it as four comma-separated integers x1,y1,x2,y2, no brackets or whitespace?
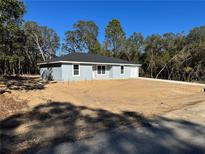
4,77,204,116
0,76,205,153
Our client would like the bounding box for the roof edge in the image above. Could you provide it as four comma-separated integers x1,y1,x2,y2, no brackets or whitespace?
38,60,141,67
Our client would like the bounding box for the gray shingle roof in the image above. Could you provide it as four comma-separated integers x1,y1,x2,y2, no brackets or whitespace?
42,53,139,65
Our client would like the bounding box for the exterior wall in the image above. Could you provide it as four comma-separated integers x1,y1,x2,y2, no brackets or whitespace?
40,63,140,81
61,63,93,81
92,65,111,80
135,67,139,78
40,64,62,81
110,65,132,79
130,66,139,78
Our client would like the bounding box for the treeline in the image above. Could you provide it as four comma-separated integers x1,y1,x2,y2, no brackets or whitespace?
62,19,205,82
1,0,205,82
0,0,59,74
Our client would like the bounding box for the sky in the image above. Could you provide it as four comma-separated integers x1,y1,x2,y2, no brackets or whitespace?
24,0,205,51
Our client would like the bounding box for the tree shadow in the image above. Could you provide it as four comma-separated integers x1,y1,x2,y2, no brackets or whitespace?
0,102,204,154
0,75,52,91
40,68,54,81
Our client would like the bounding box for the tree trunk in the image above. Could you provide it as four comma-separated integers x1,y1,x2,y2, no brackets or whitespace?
155,54,178,79
12,63,15,75
18,58,21,75
168,68,174,80
32,32,46,61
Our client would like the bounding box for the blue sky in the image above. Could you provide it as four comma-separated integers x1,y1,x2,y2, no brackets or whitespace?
24,0,205,45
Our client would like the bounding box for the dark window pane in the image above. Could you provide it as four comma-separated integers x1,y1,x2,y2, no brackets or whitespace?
97,66,101,74
73,65,79,75
74,70,79,75
121,66,124,74
74,65,79,69
102,66,105,74
97,66,101,70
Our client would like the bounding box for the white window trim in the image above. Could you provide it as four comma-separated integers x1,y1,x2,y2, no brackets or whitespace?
96,65,106,75
120,66,125,75
72,64,80,76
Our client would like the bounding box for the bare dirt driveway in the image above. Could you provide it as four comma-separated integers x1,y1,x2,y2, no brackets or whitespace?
0,76,205,153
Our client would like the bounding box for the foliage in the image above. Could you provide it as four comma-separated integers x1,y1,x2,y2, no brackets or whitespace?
0,0,25,74
121,32,144,63
0,1,204,82
24,21,59,60
0,0,59,74
62,20,100,54
104,19,126,57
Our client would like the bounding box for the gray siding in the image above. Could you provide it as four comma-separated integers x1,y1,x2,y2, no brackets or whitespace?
111,66,131,79
62,64,93,81
40,66,62,81
40,63,139,81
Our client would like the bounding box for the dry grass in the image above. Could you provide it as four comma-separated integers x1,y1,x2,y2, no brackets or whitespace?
0,95,28,120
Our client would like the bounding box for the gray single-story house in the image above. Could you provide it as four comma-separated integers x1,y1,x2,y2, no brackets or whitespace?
38,53,141,81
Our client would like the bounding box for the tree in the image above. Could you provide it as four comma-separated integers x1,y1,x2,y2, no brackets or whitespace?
61,31,81,54
185,26,205,81
104,19,126,57
0,0,25,75
155,33,187,79
0,0,25,27
143,34,163,78
121,32,144,62
187,26,205,43
0,1,60,75
21,21,59,74
62,20,100,54
23,21,59,61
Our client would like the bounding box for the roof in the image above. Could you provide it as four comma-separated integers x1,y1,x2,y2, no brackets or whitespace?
39,53,141,66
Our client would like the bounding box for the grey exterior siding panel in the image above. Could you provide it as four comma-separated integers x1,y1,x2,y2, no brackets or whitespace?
40,64,62,81
111,66,131,79
62,63,93,81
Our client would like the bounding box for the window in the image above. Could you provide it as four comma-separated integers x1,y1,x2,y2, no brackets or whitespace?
120,66,124,74
97,65,106,75
73,64,79,76
97,66,101,74
102,66,105,74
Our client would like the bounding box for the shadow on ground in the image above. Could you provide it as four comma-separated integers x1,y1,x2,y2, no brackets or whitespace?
0,102,204,154
0,75,52,91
